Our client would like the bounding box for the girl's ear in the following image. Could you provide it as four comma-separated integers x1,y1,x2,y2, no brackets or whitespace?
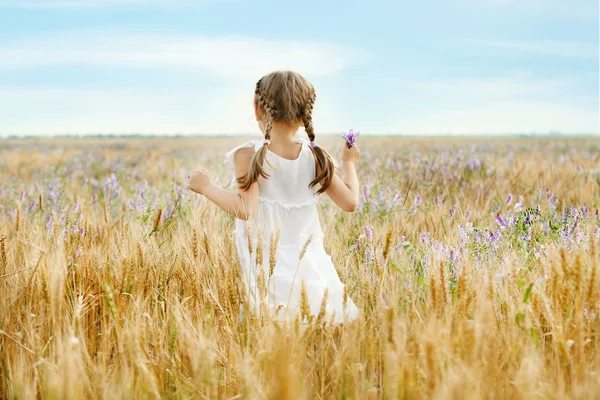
254,102,263,122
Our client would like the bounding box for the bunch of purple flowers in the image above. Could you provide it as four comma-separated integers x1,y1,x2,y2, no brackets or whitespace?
342,129,360,148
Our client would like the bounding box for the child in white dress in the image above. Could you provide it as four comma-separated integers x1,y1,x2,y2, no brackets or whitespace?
188,71,360,323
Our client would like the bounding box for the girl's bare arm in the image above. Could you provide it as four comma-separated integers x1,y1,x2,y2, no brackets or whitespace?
319,145,361,212
188,147,259,220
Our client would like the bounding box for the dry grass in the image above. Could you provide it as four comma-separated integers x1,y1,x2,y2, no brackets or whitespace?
0,136,599,399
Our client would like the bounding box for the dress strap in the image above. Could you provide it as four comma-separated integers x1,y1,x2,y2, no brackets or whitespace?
293,137,309,146
295,136,339,168
223,140,262,165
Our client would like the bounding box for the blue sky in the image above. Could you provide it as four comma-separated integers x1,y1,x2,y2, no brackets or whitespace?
0,0,598,135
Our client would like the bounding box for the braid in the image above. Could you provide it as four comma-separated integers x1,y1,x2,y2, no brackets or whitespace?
303,89,335,194
237,81,273,191
302,91,316,141
255,88,274,140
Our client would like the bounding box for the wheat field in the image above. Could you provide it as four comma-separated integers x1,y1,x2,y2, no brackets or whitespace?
0,136,599,399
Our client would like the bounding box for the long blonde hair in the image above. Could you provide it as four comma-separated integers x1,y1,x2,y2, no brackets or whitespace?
237,71,335,194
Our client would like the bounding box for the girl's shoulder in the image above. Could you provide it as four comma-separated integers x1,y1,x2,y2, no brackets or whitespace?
223,140,262,165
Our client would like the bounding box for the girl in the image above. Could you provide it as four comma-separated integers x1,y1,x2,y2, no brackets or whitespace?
188,71,360,323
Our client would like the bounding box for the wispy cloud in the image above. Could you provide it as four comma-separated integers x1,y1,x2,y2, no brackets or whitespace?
344,71,585,100
404,100,599,134
394,73,599,134
482,0,599,20
2,72,596,135
0,31,358,78
0,85,344,134
0,0,196,8
331,72,598,134
470,39,599,59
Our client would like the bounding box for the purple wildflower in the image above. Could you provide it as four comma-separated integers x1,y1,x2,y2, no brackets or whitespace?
341,129,360,148
548,195,558,210
514,196,524,212
46,215,54,235
449,249,457,263
391,191,401,207
164,205,175,221
103,173,121,205
449,207,456,218
48,183,62,207
363,226,373,242
415,195,422,207
506,194,513,205
496,213,508,229
362,185,369,202
378,187,385,204
458,224,469,245
467,159,482,170
490,230,501,243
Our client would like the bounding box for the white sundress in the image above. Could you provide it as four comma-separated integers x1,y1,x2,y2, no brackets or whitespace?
224,137,359,323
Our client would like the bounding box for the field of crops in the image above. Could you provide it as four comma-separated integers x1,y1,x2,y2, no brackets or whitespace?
1,136,599,399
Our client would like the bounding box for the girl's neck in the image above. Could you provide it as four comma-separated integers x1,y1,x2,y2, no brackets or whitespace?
268,122,300,145
266,122,303,160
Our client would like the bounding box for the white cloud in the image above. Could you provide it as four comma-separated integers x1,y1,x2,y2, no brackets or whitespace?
332,72,598,134
1,73,598,135
0,85,346,135
391,74,599,134
481,0,598,20
0,31,357,78
0,30,357,135
470,39,599,59
403,101,599,134
0,29,595,136
0,0,197,8
0,86,248,134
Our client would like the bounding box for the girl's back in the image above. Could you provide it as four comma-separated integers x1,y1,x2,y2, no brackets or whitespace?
259,138,315,206
226,137,321,247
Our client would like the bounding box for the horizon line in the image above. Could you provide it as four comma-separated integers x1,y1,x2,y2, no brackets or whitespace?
1,132,598,139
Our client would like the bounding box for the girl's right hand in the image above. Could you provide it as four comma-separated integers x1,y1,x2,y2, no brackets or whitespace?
188,168,212,195
340,144,360,166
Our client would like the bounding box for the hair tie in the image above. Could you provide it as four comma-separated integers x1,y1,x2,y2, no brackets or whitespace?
262,139,271,146
309,141,318,149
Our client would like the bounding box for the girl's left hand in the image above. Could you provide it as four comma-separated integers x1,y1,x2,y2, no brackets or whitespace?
340,144,360,166
188,168,212,195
